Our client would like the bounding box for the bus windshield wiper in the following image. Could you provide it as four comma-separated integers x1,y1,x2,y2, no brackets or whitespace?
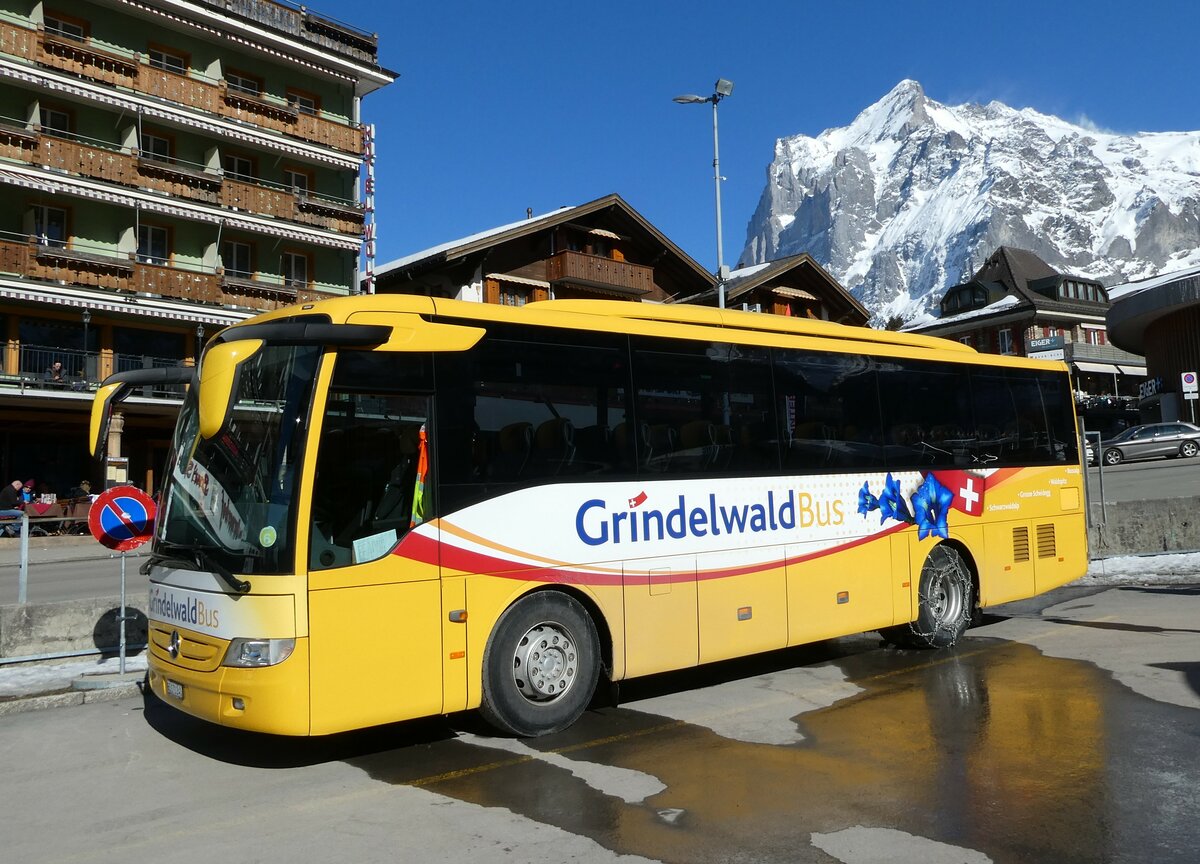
142,541,252,595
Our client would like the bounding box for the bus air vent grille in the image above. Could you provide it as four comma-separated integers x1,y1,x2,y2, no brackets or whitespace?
1037,523,1057,559
148,623,225,672
1012,526,1030,563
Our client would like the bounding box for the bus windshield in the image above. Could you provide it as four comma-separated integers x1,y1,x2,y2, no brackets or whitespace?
156,343,321,576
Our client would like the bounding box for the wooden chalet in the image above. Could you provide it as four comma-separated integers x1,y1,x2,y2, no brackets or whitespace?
374,194,715,304
672,253,868,325
909,246,1146,398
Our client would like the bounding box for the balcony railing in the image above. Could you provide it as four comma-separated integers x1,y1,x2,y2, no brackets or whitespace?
0,123,364,234
13,345,188,397
216,0,378,64
0,234,338,312
0,18,365,155
545,251,654,296
1066,341,1146,366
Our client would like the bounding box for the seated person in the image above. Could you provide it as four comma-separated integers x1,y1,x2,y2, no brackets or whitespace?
44,360,66,387
60,480,93,534
0,479,24,536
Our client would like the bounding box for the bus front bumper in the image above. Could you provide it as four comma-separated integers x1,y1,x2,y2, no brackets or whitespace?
147,636,311,736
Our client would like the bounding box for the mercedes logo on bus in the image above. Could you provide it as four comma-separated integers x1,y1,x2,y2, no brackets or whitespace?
168,630,181,660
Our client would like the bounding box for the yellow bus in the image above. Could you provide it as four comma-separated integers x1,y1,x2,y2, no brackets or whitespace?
91,296,1087,737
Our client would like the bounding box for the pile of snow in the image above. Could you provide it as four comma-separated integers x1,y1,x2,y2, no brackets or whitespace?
0,653,146,699
1079,551,1200,586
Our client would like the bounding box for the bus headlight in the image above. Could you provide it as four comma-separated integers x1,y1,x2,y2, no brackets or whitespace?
222,637,295,667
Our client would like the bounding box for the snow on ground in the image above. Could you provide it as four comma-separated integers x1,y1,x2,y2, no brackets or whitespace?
0,653,146,699
0,554,1196,700
1080,551,1200,586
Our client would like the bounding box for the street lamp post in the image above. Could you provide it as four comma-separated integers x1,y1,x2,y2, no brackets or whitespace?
81,308,91,382
674,78,734,309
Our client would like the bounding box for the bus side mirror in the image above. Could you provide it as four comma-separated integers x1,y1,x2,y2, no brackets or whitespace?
90,366,197,461
89,380,128,461
199,339,264,439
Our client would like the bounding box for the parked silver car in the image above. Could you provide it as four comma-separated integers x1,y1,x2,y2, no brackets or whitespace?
1100,422,1200,466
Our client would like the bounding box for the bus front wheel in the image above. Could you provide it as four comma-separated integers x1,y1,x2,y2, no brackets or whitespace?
479,591,601,737
884,545,974,649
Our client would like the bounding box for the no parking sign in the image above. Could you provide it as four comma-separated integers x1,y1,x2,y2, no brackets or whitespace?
89,486,157,551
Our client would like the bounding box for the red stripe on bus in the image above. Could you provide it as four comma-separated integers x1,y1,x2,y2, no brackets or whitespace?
392,521,912,585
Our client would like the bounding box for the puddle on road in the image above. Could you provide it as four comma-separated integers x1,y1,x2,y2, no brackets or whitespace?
348,637,1200,864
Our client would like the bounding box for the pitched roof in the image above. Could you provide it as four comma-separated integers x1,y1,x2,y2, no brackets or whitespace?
673,253,869,321
944,246,1109,317
374,193,715,287
974,246,1061,295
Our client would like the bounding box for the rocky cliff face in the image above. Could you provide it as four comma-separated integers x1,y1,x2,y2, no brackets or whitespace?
739,80,1200,324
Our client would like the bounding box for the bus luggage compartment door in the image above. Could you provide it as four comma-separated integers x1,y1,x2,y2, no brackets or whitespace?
622,555,697,678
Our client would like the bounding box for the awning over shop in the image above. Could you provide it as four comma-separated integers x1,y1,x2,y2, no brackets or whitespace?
770,287,818,300
1075,361,1121,374
486,272,550,288
1116,365,1146,376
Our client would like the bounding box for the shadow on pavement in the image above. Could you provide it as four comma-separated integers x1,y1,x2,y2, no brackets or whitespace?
141,687,460,768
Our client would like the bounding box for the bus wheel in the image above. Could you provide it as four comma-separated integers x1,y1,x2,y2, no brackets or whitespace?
479,592,600,737
907,545,974,649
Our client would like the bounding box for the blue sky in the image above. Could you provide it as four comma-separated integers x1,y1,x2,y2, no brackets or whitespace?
339,0,1200,274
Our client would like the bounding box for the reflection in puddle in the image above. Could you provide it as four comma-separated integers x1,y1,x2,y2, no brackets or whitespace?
349,639,1190,864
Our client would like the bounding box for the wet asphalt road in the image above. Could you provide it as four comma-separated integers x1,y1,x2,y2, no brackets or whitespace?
2,584,1198,864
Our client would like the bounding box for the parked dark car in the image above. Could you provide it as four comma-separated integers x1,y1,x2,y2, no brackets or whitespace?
1100,422,1200,466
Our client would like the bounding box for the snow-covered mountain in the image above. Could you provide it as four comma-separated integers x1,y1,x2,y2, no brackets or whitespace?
739,80,1200,325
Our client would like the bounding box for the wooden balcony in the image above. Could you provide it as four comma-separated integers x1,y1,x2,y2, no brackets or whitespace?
37,30,139,89
0,120,38,160
0,19,364,155
1,132,363,234
0,236,341,312
545,251,654,297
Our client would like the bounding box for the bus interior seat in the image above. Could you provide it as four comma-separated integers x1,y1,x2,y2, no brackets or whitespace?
490,422,532,480
675,420,717,471
712,423,734,469
644,423,677,472
574,424,611,472
613,421,649,471
787,421,832,468
370,424,422,529
531,417,575,476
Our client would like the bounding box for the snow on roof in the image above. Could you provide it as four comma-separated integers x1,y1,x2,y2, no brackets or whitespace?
902,294,1021,330
727,261,772,281
1108,262,1200,301
375,205,577,277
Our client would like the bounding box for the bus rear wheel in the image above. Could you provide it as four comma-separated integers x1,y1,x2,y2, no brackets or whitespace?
884,545,974,649
479,592,600,737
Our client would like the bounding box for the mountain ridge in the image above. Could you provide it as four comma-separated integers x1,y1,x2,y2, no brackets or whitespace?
738,80,1200,325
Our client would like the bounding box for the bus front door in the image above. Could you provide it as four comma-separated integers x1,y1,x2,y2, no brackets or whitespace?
305,388,445,734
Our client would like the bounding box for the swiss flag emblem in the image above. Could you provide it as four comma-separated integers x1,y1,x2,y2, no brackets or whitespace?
931,470,986,515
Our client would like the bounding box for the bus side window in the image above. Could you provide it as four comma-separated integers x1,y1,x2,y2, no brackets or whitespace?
438,324,632,512
631,339,778,477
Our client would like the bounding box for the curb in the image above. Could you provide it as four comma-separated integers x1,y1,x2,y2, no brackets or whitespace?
0,679,144,718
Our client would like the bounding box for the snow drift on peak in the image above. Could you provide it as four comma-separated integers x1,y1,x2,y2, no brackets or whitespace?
739,80,1200,325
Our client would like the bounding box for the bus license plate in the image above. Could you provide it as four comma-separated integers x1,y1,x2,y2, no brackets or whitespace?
166,679,184,701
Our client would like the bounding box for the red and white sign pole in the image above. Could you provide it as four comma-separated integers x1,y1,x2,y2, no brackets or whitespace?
89,486,156,674
1182,371,1197,425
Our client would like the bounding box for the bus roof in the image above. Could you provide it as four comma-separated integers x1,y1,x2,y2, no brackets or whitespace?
531,298,976,355
236,295,1068,371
